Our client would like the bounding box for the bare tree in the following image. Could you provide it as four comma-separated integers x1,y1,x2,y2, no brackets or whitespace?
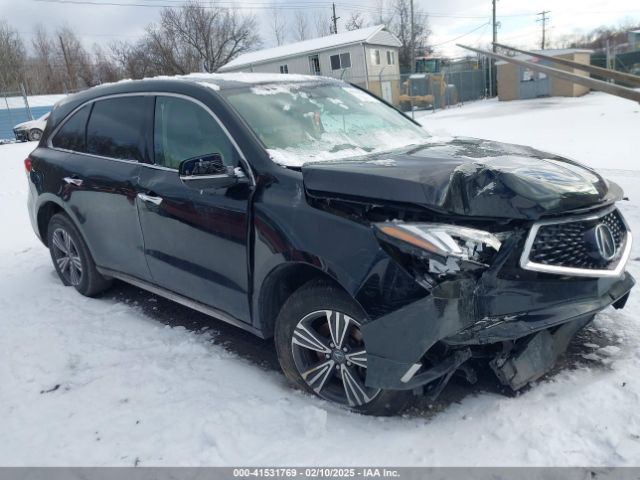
389,0,430,71
313,10,332,37
92,44,120,84
293,11,309,41
0,21,26,91
345,12,366,31
145,1,261,73
372,0,393,26
26,25,61,94
269,2,287,46
110,40,156,79
55,26,94,90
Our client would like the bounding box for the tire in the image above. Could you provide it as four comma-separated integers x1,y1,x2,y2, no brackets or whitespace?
275,280,412,416
28,129,43,142
47,213,112,297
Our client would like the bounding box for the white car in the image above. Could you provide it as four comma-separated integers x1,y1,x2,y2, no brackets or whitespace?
13,112,50,142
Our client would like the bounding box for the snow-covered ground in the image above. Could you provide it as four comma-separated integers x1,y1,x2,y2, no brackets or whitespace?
1,92,640,466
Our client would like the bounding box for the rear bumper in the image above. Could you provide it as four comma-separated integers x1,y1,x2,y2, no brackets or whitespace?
362,271,634,390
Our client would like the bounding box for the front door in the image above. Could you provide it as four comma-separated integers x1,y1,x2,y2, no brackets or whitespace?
381,81,393,103
136,95,252,323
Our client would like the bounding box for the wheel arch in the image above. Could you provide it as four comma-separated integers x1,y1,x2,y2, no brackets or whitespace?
36,200,65,245
257,262,361,339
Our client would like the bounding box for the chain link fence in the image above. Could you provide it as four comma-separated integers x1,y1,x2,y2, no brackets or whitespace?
395,69,487,117
341,65,490,119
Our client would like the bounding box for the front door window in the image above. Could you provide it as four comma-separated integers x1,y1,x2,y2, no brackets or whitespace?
154,96,237,170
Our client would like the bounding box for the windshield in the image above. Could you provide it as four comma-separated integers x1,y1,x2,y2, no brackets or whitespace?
221,82,430,167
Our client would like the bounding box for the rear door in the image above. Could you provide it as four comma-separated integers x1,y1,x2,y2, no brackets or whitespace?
136,95,252,323
48,95,153,281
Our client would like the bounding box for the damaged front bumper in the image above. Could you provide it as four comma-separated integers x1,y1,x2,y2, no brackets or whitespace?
362,271,634,392
13,128,28,142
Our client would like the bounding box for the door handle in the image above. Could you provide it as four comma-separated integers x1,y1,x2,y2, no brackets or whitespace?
137,192,163,206
63,176,83,187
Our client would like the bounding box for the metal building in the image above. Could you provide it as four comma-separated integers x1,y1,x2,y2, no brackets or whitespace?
495,49,593,101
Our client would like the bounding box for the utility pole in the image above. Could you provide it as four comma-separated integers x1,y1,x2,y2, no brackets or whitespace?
410,0,415,73
537,10,550,50
331,3,339,34
492,0,497,52
488,0,497,97
58,34,74,91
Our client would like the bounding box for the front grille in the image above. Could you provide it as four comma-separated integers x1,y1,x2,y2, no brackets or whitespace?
527,209,628,271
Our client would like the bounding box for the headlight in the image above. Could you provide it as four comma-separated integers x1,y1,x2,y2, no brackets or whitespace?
374,222,502,265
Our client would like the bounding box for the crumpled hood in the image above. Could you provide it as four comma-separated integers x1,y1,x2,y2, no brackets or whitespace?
301,137,623,220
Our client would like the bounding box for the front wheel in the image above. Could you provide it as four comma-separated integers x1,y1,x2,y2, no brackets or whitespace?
275,281,412,416
28,128,43,142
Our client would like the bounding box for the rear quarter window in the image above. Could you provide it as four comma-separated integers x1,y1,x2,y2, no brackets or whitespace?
51,104,92,152
86,96,149,161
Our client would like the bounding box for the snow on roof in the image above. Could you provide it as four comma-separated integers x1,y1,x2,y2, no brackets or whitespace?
495,48,593,66
220,25,400,71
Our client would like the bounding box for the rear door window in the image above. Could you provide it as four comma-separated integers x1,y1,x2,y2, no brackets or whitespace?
153,96,237,170
51,104,92,152
86,96,149,161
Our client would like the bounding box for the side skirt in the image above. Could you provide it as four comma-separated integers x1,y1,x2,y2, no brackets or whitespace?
97,267,266,338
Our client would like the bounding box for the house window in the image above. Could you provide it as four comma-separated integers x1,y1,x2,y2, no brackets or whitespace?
339,52,351,68
309,55,321,75
386,50,395,65
330,52,352,70
371,49,380,65
279,64,288,74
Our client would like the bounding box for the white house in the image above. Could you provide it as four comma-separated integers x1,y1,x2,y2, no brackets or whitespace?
218,25,403,104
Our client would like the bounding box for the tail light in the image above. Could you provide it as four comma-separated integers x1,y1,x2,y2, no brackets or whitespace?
24,157,32,174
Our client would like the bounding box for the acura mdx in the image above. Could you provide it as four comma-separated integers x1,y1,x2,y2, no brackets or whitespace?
26,73,634,415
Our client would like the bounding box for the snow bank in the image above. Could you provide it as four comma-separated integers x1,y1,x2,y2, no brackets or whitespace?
417,92,640,171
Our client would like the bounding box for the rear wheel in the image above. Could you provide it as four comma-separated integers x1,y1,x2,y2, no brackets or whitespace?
47,213,112,297
275,281,412,416
28,128,42,142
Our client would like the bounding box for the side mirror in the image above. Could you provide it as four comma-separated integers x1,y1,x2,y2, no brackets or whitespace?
179,153,239,190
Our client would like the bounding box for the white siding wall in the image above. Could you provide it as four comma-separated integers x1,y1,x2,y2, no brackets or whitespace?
364,45,401,79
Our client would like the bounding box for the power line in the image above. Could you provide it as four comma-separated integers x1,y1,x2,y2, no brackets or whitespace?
430,21,491,48
29,0,540,18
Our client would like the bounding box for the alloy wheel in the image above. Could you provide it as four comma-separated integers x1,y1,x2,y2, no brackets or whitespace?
291,310,380,407
51,228,83,286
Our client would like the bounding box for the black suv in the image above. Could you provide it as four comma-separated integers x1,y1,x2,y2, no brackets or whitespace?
26,73,634,415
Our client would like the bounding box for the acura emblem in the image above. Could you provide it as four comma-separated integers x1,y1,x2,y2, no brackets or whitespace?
594,223,617,261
